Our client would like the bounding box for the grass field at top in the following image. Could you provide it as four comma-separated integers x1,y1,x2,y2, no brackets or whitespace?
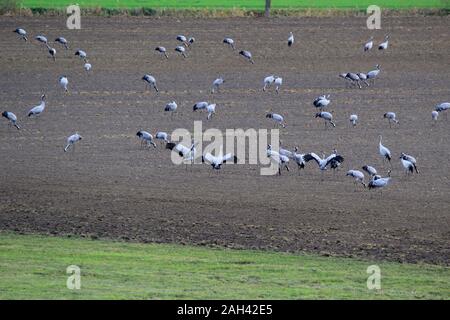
18,0,450,10
0,232,449,299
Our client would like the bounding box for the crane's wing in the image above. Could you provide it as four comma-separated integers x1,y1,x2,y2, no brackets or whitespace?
203,152,217,164
325,155,344,168
303,153,321,166
166,142,189,157
324,153,337,164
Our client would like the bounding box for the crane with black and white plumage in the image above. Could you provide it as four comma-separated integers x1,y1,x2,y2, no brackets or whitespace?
164,101,177,117
64,133,82,152
304,151,344,171
193,101,208,112
367,64,380,84
155,46,168,59
349,114,358,127
267,145,290,175
166,140,198,168
55,37,69,50
435,102,450,112
27,94,46,117
176,35,188,47
435,102,450,120
206,104,216,120
378,135,391,163
155,131,170,143
339,73,352,85
384,112,399,128
432,110,439,122
75,49,87,62
315,111,336,128
274,77,282,94
223,37,235,50
239,50,254,64
14,28,27,41
357,72,370,87
339,73,361,88
263,75,275,91
346,170,366,188
136,130,156,148
329,149,344,171
211,78,224,93
364,36,373,52
142,74,159,92
400,153,419,174
347,73,362,88
35,35,48,46
84,61,92,73
192,102,215,120
362,165,377,177
288,32,294,47
266,113,286,128
202,146,238,171
2,111,20,130
175,45,187,58
368,170,391,192
59,76,69,92
378,35,389,51
47,45,56,61
291,147,306,171
313,95,331,110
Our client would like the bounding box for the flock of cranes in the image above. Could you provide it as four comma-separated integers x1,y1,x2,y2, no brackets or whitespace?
3,25,449,194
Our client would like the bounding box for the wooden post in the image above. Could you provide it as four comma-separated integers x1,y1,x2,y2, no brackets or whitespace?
265,0,271,17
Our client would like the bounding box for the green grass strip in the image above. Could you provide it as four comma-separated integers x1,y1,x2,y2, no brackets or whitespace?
0,232,448,299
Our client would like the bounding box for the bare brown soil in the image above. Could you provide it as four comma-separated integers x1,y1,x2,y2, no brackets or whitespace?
0,16,449,265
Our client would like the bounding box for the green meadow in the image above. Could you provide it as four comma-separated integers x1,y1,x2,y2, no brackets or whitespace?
17,0,450,10
0,233,448,299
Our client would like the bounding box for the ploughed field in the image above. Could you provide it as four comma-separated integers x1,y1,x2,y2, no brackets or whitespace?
0,16,449,265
